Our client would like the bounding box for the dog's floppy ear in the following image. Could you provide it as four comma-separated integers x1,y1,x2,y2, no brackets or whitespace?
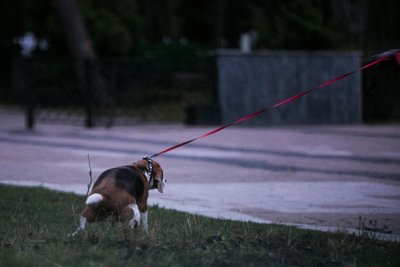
152,161,165,193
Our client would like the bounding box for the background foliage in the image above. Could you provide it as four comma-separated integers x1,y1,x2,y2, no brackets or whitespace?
1,0,399,115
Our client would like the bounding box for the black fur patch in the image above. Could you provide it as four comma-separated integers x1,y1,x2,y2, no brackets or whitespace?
94,166,145,200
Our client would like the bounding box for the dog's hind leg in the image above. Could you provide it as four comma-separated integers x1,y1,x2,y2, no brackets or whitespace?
69,207,96,238
140,211,148,232
69,215,87,237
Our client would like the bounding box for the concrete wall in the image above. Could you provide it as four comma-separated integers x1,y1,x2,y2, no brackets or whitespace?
217,50,362,126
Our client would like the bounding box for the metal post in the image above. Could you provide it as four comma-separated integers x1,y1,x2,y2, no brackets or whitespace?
84,58,94,128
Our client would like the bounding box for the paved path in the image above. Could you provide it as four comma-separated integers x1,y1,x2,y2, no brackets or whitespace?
1,108,400,240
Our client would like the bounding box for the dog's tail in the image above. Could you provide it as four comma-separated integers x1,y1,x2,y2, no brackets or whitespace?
86,193,104,206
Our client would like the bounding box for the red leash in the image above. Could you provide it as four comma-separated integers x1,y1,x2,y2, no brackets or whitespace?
149,51,399,159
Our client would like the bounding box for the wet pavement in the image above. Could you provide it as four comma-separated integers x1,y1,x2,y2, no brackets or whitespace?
1,107,399,240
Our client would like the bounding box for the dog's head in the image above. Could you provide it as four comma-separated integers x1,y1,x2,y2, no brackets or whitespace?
135,159,166,193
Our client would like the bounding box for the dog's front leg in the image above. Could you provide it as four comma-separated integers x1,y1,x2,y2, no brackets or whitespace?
127,204,141,228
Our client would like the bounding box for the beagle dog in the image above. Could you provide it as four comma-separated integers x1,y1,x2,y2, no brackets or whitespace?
70,158,165,237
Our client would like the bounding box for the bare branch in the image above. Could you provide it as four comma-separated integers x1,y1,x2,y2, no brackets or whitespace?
85,154,93,198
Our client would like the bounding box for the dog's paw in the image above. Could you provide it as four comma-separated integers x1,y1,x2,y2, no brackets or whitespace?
68,230,80,239
129,218,140,229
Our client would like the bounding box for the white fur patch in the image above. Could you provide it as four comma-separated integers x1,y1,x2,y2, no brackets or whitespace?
128,204,141,228
85,193,103,206
144,171,151,181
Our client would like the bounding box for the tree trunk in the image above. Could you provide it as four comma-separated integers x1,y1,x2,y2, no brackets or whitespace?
57,0,95,60
57,0,110,128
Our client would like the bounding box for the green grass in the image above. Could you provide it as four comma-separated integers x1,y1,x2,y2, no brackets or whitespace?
0,184,399,267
